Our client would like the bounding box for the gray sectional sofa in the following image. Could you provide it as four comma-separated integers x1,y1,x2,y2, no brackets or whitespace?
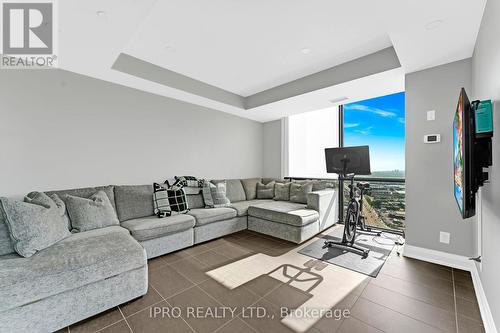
0,178,337,332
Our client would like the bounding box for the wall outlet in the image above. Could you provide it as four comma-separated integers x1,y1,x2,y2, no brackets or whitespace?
427,110,436,121
440,231,450,244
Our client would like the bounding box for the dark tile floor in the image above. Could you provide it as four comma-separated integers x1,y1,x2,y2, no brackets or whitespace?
57,228,485,333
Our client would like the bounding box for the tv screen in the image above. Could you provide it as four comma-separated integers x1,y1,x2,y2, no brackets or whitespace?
453,88,475,218
325,145,371,175
453,93,465,216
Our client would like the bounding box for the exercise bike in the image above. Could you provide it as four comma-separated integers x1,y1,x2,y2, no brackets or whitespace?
324,173,370,258
324,146,373,258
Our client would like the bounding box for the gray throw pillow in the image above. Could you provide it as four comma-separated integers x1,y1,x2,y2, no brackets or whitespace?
0,192,71,258
290,182,313,204
274,183,291,201
312,180,328,191
202,181,231,208
241,178,261,200
65,190,119,232
256,181,275,199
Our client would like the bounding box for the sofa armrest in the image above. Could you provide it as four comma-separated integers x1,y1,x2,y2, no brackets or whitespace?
307,189,338,230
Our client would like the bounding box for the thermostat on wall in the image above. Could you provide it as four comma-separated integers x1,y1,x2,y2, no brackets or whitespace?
424,134,441,143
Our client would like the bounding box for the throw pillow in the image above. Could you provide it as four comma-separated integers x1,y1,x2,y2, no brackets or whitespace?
202,180,231,208
274,182,291,201
171,176,204,195
153,183,189,218
0,192,71,257
290,182,313,204
241,178,261,200
65,190,119,232
312,180,328,191
256,181,275,199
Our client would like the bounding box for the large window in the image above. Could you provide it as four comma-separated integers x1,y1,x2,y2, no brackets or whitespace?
286,92,405,232
288,107,339,178
343,92,405,232
343,92,405,177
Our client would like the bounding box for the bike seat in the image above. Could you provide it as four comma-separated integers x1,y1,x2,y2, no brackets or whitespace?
357,182,370,189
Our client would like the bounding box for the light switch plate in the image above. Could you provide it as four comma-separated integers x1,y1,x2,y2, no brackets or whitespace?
427,110,436,121
440,231,450,244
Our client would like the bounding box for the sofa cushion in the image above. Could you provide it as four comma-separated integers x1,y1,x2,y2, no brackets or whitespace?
256,181,275,199
240,178,261,200
0,226,145,312
262,178,289,185
188,208,237,226
0,217,14,256
46,185,116,211
187,193,205,209
274,183,291,201
0,193,71,258
290,182,313,204
248,201,319,227
65,191,120,232
121,215,195,241
211,179,246,202
230,199,273,216
202,181,231,208
114,185,154,222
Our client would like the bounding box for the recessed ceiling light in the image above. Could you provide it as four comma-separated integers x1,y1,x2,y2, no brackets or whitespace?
329,96,349,104
96,11,106,17
425,20,443,30
301,48,311,55
164,45,176,52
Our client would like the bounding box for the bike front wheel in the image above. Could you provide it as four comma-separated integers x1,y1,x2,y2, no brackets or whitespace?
344,201,359,244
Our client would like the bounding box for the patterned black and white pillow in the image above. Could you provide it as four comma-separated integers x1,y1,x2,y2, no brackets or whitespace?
153,182,189,218
170,176,204,195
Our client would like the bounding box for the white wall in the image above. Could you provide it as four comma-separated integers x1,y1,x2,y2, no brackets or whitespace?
262,119,282,178
405,59,475,257
0,69,263,196
472,0,500,327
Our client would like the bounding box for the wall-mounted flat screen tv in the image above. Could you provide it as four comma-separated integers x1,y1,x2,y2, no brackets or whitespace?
453,88,475,219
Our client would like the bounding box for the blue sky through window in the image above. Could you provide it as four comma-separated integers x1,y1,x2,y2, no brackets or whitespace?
344,92,405,174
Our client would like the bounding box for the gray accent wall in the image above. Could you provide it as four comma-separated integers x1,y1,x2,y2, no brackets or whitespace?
472,0,500,328
263,119,282,178
0,69,263,196
405,58,475,256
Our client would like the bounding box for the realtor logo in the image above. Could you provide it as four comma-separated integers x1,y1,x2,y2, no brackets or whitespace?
1,0,57,68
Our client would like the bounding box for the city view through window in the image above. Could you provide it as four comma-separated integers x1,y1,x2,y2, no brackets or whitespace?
343,92,406,232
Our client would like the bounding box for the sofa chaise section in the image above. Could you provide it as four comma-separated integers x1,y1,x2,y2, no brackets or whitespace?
230,199,273,216
247,188,338,243
0,226,147,333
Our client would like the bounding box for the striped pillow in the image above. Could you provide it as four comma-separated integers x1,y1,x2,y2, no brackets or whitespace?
202,181,231,208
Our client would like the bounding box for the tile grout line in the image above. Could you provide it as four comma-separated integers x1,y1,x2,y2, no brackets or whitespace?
336,279,385,333
118,306,134,333
375,270,456,296
452,269,459,333
123,299,165,319
92,308,126,333
367,278,457,314
357,294,454,332
150,284,197,333
353,252,455,333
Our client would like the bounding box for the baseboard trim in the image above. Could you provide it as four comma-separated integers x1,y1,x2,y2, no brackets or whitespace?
403,245,497,333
